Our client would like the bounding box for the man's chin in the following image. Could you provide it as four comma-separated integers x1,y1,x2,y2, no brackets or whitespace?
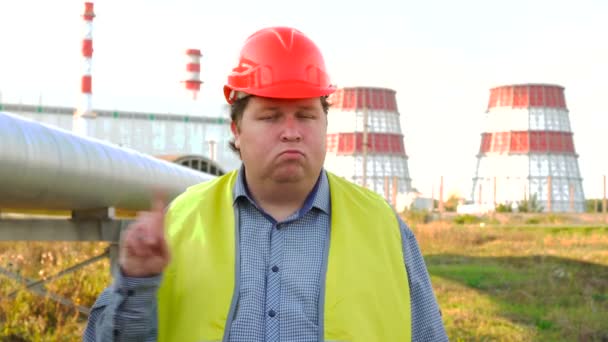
271,167,306,183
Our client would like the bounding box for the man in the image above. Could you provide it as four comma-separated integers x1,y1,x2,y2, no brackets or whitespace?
85,26,447,341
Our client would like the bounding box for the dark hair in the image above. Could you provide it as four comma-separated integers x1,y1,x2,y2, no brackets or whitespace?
228,96,331,154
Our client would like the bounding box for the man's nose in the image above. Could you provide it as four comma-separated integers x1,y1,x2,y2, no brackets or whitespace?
280,117,302,142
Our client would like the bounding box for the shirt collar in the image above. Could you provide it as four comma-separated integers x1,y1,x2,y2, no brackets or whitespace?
233,166,330,215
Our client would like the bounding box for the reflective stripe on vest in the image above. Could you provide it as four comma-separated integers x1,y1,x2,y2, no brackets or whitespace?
158,170,411,341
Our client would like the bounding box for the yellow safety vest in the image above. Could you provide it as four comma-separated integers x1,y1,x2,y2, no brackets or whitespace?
158,170,411,342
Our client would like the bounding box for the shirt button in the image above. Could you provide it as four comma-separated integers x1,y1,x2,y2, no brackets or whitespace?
276,223,283,229
268,309,276,317
127,289,135,296
113,329,120,337
271,265,279,272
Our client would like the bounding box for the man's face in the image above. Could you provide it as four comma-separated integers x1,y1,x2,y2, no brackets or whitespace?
231,96,327,184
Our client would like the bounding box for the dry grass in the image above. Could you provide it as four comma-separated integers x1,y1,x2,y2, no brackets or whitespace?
0,242,110,341
1,220,607,341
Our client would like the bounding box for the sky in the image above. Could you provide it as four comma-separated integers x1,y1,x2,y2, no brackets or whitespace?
0,0,607,199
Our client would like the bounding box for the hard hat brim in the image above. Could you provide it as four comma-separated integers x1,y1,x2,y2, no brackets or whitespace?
224,84,336,104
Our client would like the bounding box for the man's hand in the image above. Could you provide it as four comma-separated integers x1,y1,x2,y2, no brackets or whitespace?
119,195,170,278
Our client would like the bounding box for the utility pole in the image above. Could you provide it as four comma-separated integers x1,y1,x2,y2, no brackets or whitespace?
569,183,574,212
438,176,444,213
207,140,216,161
384,176,389,201
431,185,435,211
603,175,607,222
595,199,599,213
493,177,497,209
362,90,368,189
547,175,552,213
392,176,398,208
523,183,528,202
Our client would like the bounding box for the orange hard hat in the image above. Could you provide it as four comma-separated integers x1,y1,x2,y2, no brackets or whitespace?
223,26,336,104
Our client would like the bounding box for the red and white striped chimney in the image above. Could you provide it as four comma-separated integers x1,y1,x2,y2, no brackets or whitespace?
73,1,95,135
325,87,413,206
184,49,203,99
470,84,585,212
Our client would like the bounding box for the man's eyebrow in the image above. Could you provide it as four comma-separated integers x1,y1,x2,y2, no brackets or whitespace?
256,105,318,111
295,105,321,111
257,106,280,111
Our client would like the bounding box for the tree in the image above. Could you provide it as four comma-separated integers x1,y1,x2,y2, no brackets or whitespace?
495,202,513,213
518,194,543,213
585,199,604,213
444,194,464,212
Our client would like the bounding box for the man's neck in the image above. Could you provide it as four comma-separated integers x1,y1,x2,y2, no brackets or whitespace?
245,171,320,222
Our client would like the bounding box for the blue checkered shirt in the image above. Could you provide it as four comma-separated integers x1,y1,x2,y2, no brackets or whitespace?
84,168,447,341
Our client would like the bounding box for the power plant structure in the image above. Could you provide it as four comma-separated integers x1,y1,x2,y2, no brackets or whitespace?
73,1,96,136
183,49,203,100
469,83,585,212
325,87,413,206
0,1,241,175
1,102,241,174
2,3,592,216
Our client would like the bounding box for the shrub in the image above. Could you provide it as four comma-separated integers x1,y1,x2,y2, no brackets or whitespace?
454,214,481,225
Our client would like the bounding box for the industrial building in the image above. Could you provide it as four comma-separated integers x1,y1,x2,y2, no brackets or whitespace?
325,87,414,206
467,84,585,213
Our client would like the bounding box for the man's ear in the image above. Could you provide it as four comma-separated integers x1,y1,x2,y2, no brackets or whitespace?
231,121,240,149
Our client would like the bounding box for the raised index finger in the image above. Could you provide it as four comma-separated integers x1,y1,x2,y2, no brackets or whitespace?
149,191,168,237
151,191,168,215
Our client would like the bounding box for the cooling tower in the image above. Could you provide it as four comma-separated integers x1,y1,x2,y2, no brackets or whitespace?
471,84,585,212
325,87,413,204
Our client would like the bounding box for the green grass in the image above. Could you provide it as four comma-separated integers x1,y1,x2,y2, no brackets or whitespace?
427,254,608,341
413,223,608,341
